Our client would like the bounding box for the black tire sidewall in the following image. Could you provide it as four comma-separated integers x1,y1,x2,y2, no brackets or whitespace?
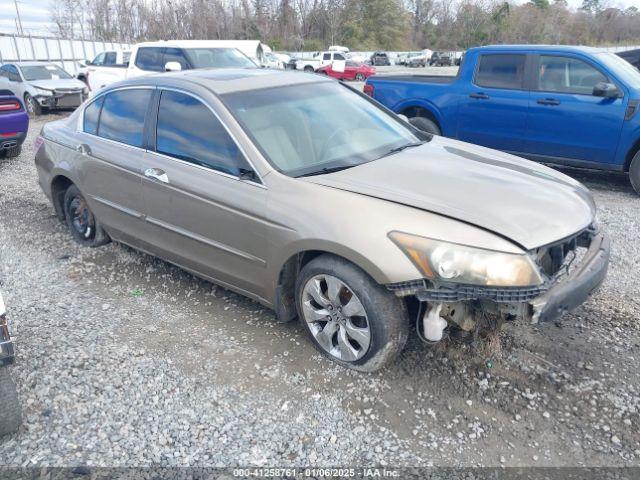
355,73,365,81
63,184,109,247
24,94,41,116
630,152,640,195
295,254,409,371
409,116,441,136
0,368,21,437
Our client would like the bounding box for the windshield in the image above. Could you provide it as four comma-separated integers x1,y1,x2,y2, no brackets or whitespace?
20,65,71,81
222,82,423,177
597,52,640,90
182,48,257,69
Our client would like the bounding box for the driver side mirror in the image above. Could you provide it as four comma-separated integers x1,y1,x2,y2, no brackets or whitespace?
593,82,621,99
164,61,182,72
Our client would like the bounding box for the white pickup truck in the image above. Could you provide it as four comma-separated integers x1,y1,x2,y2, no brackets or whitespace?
296,51,348,72
79,40,258,92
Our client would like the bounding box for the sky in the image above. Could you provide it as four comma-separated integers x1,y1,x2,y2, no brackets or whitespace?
1,0,639,37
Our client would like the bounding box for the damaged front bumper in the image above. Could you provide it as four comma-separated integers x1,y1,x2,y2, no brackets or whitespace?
35,91,86,109
388,229,610,325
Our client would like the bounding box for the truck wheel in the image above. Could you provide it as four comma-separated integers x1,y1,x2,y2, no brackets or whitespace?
409,116,441,135
0,368,21,437
63,184,111,247
304,66,315,73
24,93,42,116
630,151,640,195
295,254,409,372
2,145,21,159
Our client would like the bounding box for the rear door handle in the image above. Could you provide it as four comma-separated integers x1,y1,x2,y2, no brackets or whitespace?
144,167,169,184
537,98,561,106
469,92,489,100
75,143,91,155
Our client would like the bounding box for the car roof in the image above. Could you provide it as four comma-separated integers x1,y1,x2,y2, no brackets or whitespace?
469,44,607,54
135,40,260,49
106,68,332,95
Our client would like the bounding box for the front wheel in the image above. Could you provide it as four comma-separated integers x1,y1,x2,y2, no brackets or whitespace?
304,66,315,73
0,368,21,437
355,73,366,82
630,151,640,195
296,255,409,372
24,93,42,116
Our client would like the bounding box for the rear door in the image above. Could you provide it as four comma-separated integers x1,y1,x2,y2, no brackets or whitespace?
141,89,268,297
456,53,529,153
525,54,626,166
76,88,153,242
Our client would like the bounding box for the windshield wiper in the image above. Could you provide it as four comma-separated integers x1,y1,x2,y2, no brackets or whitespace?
297,165,356,178
377,141,425,160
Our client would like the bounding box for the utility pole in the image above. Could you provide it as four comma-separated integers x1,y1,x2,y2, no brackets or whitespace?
14,0,24,35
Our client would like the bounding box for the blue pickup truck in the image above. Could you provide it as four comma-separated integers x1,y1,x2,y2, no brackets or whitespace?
365,45,640,194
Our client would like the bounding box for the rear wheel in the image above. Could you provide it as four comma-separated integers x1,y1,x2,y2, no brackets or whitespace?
24,93,41,116
409,116,441,136
0,368,21,437
304,66,315,73
630,151,640,195
355,73,366,82
296,254,409,372
63,184,110,247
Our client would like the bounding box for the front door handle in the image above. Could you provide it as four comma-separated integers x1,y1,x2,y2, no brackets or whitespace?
144,167,169,184
537,98,561,106
469,92,490,100
75,143,91,155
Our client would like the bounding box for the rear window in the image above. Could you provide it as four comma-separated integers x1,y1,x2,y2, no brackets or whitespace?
98,89,152,147
475,54,526,89
83,96,104,135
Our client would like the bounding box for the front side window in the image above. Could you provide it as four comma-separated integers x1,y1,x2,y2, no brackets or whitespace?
93,52,106,65
537,55,608,95
98,89,152,147
323,53,331,61
135,47,165,72
475,54,526,89
156,90,247,176
104,52,117,65
223,82,422,177
334,54,345,61
83,96,104,135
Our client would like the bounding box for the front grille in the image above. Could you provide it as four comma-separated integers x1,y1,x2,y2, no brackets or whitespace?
387,279,546,302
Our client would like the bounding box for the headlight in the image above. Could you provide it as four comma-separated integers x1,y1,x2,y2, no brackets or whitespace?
389,231,543,287
34,87,53,96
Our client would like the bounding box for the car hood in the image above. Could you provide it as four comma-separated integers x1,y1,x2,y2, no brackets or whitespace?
29,79,85,91
304,137,596,251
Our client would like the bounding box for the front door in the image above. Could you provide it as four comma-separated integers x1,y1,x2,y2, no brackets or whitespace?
141,89,268,299
456,53,529,153
76,88,152,242
525,54,626,166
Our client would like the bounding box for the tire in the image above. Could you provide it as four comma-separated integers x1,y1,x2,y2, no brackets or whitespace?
2,145,21,159
63,184,110,247
295,254,409,372
355,73,366,82
0,368,21,437
24,93,42,116
409,116,441,135
304,66,315,73
630,150,640,195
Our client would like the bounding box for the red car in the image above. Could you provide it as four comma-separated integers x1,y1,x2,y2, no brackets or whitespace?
316,61,376,81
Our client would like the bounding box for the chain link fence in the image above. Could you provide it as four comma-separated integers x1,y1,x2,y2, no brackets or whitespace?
0,33,130,75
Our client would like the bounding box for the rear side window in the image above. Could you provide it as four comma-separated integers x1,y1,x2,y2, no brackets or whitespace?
104,52,117,65
98,89,152,147
83,96,104,135
163,48,190,70
156,90,246,176
323,53,331,61
135,47,165,72
475,54,526,89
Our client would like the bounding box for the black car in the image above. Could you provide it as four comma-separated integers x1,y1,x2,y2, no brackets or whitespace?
617,48,640,69
430,51,453,66
0,292,21,437
370,52,390,66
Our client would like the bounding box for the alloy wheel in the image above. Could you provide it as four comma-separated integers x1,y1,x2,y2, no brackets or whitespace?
301,274,371,362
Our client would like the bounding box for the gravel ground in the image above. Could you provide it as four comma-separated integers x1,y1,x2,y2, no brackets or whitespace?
0,94,639,468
